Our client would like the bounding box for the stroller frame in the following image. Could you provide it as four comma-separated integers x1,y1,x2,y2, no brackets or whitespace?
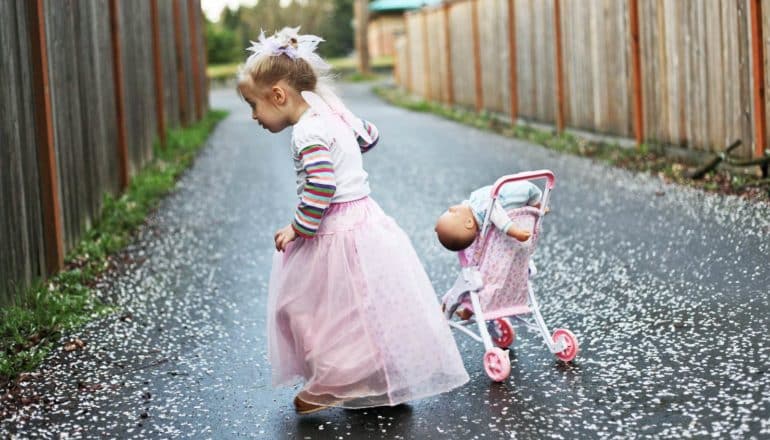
443,170,579,381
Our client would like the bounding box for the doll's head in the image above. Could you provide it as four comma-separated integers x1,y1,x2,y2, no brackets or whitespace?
435,204,479,251
237,28,327,132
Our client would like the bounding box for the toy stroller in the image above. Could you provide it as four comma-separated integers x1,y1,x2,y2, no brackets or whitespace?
442,170,579,382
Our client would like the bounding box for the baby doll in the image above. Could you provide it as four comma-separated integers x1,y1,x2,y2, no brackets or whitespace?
436,181,543,320
435,181,543,252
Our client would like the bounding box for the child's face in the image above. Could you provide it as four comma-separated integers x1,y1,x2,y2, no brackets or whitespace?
238,78,291,133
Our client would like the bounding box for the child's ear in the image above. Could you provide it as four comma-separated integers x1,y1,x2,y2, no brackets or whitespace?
271,86,286,105
464,217,475,230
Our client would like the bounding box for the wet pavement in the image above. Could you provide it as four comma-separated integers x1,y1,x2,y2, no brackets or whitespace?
2,83,770,439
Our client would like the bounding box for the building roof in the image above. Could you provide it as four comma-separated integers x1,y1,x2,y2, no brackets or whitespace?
369,0,443,13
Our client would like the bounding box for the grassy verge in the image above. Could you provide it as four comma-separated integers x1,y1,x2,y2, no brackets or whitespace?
207,63,240,81
0,110,228,385
374,85,770,203
206,56,395,83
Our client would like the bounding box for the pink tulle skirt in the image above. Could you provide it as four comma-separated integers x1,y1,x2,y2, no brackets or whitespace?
267,197,469,408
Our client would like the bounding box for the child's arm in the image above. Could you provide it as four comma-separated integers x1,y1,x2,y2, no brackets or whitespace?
357,119,380,153
291,143,337,239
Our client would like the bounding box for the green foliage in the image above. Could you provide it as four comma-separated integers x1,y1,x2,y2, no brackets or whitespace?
345,72,382,82
0,111,228,384
206,21,241,64
316,0,354,59
207,0,354,64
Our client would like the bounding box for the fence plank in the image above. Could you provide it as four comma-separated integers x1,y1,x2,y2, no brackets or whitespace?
471,0,483,112
630,0,643,145
737,0,755,158
448,1,476,109
427,9,445,103
443,3,454,105
196,0,209,113
1,0,49,302
514,0,556,124
1,0,208,302
93,0,120,198
151,0,166,147
396,0,762,158
507,0,518,121
478,0,508,114
188,0,203,121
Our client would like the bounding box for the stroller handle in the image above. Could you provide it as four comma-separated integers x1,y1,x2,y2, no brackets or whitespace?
489,170,555,197
476,170,555,263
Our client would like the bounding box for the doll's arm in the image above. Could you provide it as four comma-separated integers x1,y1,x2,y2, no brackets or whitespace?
292,144,337,239
357,119,380,153
489,200,513,232
489,200,531,242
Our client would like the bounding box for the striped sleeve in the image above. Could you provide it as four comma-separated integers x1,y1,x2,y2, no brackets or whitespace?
357,119,380,153
292,144,337,239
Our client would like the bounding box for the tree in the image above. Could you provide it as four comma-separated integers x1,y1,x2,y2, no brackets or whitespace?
211,0,355,62
318,0,354,58
353,0,369,73
205,20,240,64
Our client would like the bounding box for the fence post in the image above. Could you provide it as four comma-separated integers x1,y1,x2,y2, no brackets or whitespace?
108,0,130,189
188,0,203,121
443,2,454,106
422,9,431,101
172,0,189,125
199,1,210,111
507,0,518,123
394,39,400,85
28,0,64,274
750,0,767,160
150,0,166,148
629,0,644,147
553,0,565,133
471,0,484,112
405,12,412,93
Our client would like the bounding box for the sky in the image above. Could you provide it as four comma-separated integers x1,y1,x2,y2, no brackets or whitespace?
201,0,259,22
201,0,299,22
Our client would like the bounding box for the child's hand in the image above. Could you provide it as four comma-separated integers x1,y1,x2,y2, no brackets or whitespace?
274,225,298,252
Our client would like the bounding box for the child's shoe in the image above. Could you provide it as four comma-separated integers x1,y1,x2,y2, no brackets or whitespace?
455,306,473,321
294,395,329,415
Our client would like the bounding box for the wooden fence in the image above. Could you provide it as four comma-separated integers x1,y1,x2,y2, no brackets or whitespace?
397,0,770,162
0,0,208,304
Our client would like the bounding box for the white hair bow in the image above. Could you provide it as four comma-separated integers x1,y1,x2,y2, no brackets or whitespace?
244,27,330,74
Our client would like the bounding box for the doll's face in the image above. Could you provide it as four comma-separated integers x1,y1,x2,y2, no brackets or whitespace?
435,204,478,251
238,77,292,133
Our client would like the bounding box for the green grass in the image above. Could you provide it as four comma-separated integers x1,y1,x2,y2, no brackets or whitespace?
373,85,770,202
206,56,395,82
207,63,241,81
327,55,394,71
0,110,228,384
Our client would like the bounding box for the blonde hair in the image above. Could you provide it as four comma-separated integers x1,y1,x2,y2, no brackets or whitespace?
238,51,318,93
237,27,340,104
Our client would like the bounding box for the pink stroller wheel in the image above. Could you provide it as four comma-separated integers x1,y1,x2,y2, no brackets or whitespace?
552,328,579,362
492,318,516,348
483,347,511,382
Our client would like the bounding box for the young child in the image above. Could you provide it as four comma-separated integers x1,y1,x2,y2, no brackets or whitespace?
238,28,468,414
435,181,543,251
